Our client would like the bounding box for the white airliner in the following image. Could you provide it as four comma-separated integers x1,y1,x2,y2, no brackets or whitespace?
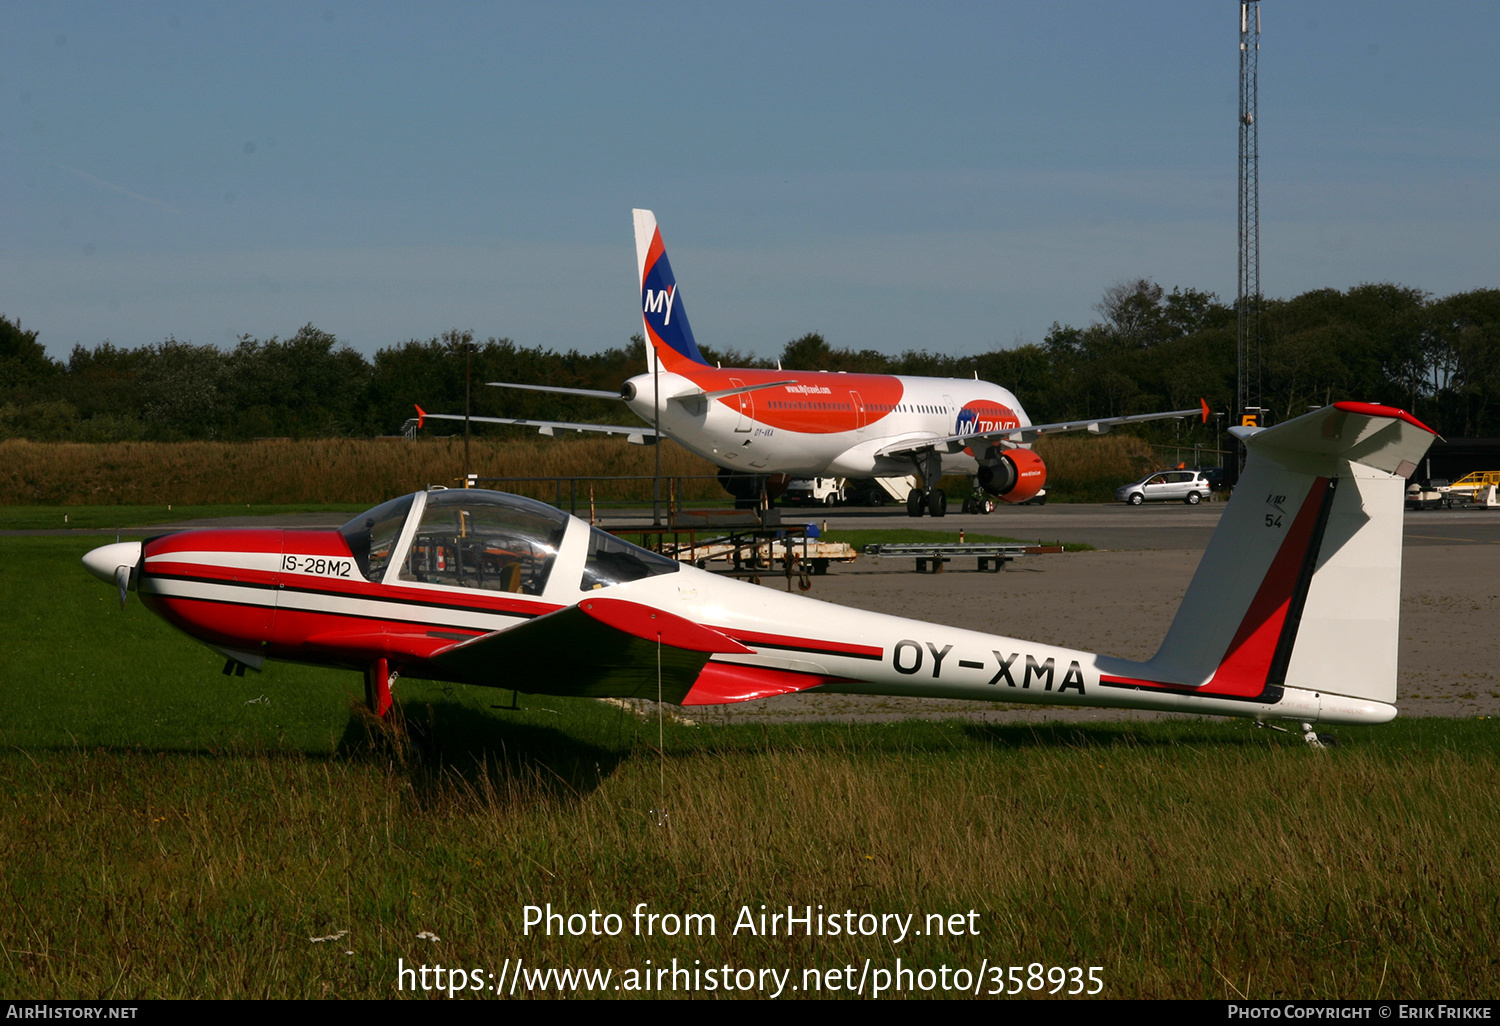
418,210,1208,516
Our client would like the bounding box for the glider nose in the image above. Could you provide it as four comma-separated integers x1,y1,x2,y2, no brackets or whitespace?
83,541,142,606
82,541,142,584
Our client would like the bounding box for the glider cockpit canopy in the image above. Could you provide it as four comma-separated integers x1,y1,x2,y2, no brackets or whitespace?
338,488,677,597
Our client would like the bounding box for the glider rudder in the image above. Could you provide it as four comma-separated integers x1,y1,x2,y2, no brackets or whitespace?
1136,403,1437,715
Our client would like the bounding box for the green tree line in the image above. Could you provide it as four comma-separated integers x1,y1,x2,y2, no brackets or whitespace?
3,279,1499,442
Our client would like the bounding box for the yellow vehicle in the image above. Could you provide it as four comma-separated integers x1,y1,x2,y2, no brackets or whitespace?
1440,471,1500,503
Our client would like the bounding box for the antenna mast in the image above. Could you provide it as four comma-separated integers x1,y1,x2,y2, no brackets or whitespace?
1237,1,1261,434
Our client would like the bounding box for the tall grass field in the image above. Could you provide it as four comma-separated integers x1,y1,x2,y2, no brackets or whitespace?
2,534,1496,999
0,433,1159,507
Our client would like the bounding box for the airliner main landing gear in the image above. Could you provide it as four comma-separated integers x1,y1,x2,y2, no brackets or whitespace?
905,452,948,518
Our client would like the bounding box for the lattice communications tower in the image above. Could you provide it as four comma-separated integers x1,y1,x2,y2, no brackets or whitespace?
1237,1,1261,430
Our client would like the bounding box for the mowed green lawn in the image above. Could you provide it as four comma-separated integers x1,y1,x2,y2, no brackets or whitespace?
1,533,1497,1000
1,536,364,751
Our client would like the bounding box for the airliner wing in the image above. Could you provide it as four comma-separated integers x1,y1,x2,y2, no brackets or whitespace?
487,381,626,400
414,406,658,443
489,376,799,405
877,400,1210,458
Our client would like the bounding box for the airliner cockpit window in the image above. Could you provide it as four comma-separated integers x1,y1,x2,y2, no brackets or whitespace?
580,527,680,591
340,494,416,583
397,490,570,595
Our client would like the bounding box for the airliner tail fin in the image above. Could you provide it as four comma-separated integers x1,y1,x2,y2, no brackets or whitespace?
633,209,710,373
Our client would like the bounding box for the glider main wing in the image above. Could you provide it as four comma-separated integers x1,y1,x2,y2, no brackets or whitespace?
425,597,752,703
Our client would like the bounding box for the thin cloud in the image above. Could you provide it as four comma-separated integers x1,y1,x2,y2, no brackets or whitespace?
57,161,178,213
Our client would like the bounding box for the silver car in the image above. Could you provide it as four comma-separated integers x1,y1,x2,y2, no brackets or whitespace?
1116,469,1212,506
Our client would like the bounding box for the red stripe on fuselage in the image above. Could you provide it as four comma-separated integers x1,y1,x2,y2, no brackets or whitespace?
147,560,280,588
147,529,284,555
270,607,509,666
149,567,562,621
721,628,883,661
142,593,273,650
140,523,566,669
143,576,540,670
279,576,562,619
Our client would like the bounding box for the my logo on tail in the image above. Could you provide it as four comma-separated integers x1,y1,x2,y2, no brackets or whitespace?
643,285,677,325
635,210,709,369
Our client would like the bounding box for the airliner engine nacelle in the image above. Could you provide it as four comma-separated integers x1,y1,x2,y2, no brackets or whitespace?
977,447,1047,504
717,469,791,507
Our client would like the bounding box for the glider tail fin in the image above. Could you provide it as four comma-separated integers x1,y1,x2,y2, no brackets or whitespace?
1144,403,1437,713
633,209,710,373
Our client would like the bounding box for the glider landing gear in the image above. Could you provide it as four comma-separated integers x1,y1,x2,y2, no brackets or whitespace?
365,657,397,718
1254,720,1337,748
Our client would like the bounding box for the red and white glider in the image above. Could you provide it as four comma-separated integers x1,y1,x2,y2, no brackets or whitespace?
85,402,1434,730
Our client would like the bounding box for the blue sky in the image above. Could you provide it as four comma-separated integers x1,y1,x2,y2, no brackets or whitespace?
3,1,1497,362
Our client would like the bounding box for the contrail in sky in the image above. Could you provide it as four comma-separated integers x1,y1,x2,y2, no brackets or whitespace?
58,159,178,212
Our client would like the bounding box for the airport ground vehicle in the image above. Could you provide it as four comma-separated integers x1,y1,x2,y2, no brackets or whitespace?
1439,471,1500,504
784,477,846,507
1116,469,1214,506
1406,479,1451,510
